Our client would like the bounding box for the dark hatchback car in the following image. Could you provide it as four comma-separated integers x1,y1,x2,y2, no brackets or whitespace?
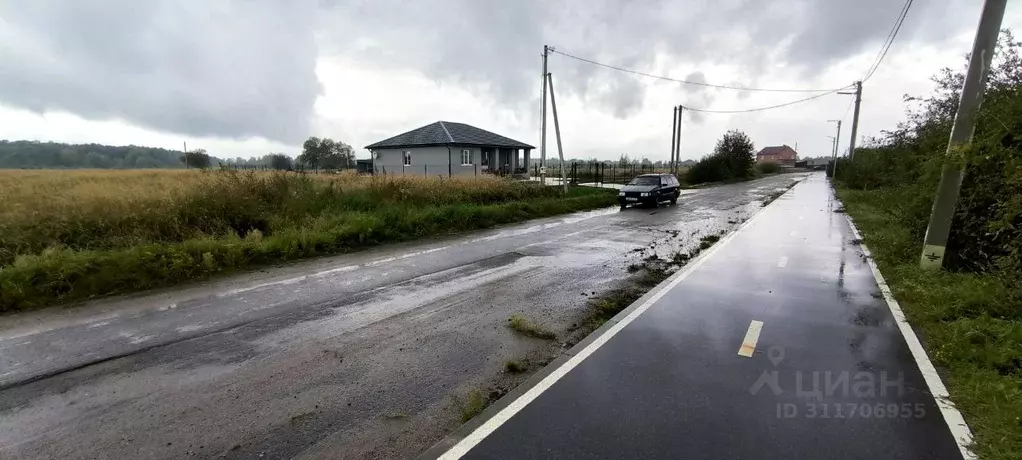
618,173,681,209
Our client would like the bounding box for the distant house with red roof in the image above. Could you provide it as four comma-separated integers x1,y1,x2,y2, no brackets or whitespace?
755,145,798,166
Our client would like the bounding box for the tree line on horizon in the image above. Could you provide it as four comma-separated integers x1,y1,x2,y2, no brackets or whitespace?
0,137,358,171
3,138,707,171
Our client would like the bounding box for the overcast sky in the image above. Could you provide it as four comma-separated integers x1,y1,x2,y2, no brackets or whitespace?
2,0,1021,162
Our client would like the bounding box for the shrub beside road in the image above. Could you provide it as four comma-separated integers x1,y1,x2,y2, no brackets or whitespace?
0,170,616,312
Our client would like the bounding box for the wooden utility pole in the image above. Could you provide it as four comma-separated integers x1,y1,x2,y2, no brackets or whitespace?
920,0,1007,270
547,73,568,193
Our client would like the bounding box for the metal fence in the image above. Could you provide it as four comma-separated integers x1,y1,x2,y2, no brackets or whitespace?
373,164,528,178
213,161,684,183
216,163,363,174
535,162,680,185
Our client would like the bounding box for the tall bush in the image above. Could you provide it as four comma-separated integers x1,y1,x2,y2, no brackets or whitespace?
756,162,783,175
685,130,756,184
834,30,1022,274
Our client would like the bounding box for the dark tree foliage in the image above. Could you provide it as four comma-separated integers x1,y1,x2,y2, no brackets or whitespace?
0,140,187,168
834,29,1022,273
0,140,303,171
685,129,756,184
685,154,729,184
713,129,756,179
181,149,212,169
297,137,356,170
266,153,293,170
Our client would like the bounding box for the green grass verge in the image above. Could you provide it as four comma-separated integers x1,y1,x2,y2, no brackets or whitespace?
506,314,556,340
0,187,617,313
504,359,527,373
838,187,1022,460
457,388,490,423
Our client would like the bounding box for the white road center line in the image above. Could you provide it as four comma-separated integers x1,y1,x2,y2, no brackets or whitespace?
738,320,764,357
434,187,788,460
777,256,789,268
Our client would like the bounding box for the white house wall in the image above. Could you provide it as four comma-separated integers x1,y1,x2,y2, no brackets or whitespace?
373,146,484,177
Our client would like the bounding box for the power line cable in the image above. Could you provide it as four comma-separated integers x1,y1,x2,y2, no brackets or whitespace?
683,85,853,114
863,0,914,81
862,1,909,76
840,98,855,119
549,48,843,93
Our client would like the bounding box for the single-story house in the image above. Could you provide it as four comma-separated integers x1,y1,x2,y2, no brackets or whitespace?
755,145,798,165
365,121,535,177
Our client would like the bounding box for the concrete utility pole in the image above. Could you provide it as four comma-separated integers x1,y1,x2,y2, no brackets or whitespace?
920,0,1007,270
540,45,549,185
828,136,837,169
839,81,862,159
674,105,683,174
547,73,568,193
183,141,188,169
670,106,678,173
827,119,841,177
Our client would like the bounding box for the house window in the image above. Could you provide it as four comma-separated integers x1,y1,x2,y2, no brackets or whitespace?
481,150,489,166
403,150,412,166
461,149,472,165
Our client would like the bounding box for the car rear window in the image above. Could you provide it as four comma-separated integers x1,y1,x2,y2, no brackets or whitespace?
629,177,660,186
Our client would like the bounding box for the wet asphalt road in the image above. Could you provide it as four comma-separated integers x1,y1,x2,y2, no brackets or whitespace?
0,174,803,460
439,174,964,460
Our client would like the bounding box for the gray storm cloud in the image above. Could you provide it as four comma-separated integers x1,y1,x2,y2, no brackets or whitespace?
321,0,957,120
0,0,321,144
0,0,969,142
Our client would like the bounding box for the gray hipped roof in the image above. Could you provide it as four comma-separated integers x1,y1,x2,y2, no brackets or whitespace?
365,121,534,150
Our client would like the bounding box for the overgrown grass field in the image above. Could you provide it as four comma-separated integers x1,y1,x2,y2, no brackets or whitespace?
0,169,617,312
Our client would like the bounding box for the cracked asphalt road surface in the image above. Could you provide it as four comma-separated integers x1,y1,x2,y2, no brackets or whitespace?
0,173,805,460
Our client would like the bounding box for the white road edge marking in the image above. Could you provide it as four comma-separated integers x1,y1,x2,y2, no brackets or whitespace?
737,320,764,357
844,215,976,460
436,183,784,460
776,256,789,268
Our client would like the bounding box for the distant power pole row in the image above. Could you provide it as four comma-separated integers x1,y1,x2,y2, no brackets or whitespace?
827,119,841,176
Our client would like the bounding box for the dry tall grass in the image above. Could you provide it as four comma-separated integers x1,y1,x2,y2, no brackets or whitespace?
0,169,197,219
0,169,516,221
0,169,617,311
